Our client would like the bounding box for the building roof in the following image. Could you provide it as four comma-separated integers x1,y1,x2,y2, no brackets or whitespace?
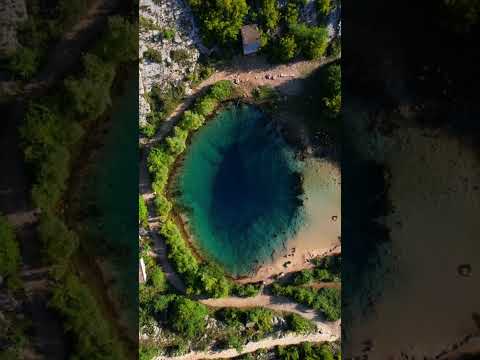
241,24,261,55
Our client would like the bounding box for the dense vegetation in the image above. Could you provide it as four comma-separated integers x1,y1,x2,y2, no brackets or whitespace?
18,15,137,360
276,342,340,360
146,80,265,298
290,255,341,286
272,284,340,321
5,0,91,79
187,0,249,46
0,216,21,289
184,0,337,63
232,342,340,360
0,311,29,359
279,61,341,146
139,196,148,226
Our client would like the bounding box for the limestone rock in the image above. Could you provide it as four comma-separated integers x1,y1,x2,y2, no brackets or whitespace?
0,0,28,57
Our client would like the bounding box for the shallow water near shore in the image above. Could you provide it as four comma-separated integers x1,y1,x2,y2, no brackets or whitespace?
177,104,340,276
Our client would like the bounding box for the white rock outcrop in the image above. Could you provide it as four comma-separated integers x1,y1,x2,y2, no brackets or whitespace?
139,0,206,126
0,0,28,57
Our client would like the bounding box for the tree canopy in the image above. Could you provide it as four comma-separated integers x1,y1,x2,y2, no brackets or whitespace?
188,0,249,45
0,216,20,288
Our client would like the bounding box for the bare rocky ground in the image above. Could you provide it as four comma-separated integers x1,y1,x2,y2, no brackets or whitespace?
139,0,206,126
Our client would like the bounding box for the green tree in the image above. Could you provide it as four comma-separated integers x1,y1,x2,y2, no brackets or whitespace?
21,104,82,165
50,273,123,359
169,297,208,339
284,3,300,26
139,196,148,226
194,97,218,117
154,194,172,221
38,214,78,278
179,110,206,130
149,267,167,293
195,263,231,297
165,126,188,155
277,35,298,62
316,0,333,20
290,24,328,59
9,46,38,79
65,54,116,119
260,0,280,31
209,80,234,101
98,16,138,63
286,313,316,333
0,216,20,288
188,0,249,45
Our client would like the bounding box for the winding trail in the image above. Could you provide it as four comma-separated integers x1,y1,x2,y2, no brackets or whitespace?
156,332,338,360
140,55,342,358
1,0,122,99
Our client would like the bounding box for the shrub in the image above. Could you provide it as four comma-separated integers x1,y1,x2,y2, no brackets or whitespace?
284,3,300,26
290,23,328,59
209,80,234,101
140,16,161,32
38,213,79,279
0,216,20,288
149,267,168,293
50,273,123,359
316,0,334,20
179,110,206,130
159,220,199,276
260,0,280,31
8,46,39,79
272,284,340,321
143,48,162,63
154,194,172,221
168,297,208,339
187,0,249,45
162,28,175,40
232,283,261,297
139,196,148,226
286,313,316,333
149,83,185,118
277,342,337,360
277,35,298,62
141,122,156,138
252,85,278,102
97,16,137,63
165,126,188,155
139,343,159,360
65,54,116,119
194,97,219,117
170,49,190,64
194,263,231,298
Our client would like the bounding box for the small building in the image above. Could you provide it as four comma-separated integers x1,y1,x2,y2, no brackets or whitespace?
241,24,261,56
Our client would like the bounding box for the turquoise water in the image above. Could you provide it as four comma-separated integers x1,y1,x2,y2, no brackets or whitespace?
177,104,305,276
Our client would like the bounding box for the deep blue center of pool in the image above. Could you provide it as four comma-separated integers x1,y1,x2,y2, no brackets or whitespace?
178,105,304,276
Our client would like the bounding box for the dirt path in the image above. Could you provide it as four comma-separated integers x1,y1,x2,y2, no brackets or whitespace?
200,292,339,334
140,55,342,358
1,0,121,99
156,332,338,360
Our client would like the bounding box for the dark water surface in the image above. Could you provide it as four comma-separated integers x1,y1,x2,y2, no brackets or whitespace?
93,78,138,314
178,105,304,276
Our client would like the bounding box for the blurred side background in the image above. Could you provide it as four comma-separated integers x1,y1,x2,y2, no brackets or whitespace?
0,0,138,358
342,0,480,359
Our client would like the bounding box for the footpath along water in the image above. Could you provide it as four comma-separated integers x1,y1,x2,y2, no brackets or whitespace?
177,104,340,276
